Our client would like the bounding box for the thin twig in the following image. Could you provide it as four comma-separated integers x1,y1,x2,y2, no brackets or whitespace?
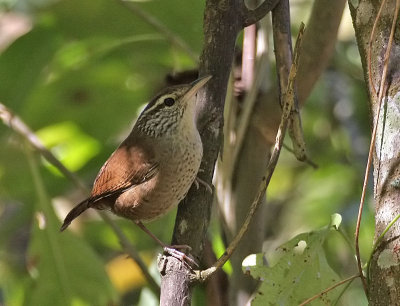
0,102,161,295
119,0,198,61
354,0,400,295
198,23,305,281
282,143,318,169
242,0,281,27
299,274,359,306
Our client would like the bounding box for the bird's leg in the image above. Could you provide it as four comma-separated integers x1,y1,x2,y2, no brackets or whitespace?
134,220,167,247
134,220,198,267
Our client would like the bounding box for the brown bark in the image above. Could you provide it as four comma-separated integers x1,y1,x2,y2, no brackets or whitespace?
159,256,194,306
349,0,400,304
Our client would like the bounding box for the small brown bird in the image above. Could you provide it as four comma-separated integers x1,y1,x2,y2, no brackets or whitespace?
61,76,212,247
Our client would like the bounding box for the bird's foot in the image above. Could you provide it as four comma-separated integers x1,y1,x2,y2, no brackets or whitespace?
194,176,213,194
163,245,199,268
134,221,198,267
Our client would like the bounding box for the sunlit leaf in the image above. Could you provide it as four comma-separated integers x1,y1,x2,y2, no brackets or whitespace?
36,121,100,173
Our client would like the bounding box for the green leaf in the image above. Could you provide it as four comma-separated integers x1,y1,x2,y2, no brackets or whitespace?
244,219,341,306
25,150,117,306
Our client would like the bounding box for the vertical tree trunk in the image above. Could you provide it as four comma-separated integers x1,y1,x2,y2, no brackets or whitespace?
349,0,400,304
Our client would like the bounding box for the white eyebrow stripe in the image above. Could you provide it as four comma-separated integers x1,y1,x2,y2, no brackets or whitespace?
144,94,175,114
144,99,163,113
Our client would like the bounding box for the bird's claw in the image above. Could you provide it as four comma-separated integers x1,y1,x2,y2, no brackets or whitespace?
194,176,213,194
163,245,199,268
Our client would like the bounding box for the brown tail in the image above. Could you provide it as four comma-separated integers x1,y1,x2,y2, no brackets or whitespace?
60,198,91,231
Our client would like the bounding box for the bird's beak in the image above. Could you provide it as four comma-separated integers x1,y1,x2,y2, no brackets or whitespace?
183,75,212,102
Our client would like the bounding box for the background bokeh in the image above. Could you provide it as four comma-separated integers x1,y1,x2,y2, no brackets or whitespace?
0,0,373,305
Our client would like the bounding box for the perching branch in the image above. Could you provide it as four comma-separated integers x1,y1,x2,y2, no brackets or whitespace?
0,102,161,296
241,0,281,27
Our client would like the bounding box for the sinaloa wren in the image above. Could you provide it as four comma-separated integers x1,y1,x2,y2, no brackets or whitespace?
61,76,212,246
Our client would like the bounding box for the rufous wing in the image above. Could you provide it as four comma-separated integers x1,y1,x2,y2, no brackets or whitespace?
90,135,159,201
60,136,158,231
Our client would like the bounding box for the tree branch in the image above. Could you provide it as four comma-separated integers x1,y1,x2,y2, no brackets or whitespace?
241,0,281,27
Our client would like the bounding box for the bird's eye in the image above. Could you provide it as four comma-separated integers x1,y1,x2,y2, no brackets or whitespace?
164,97,175,107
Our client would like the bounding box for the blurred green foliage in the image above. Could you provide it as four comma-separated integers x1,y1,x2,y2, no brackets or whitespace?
25,150,116,305
1,0,203,304
0,0,374,305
